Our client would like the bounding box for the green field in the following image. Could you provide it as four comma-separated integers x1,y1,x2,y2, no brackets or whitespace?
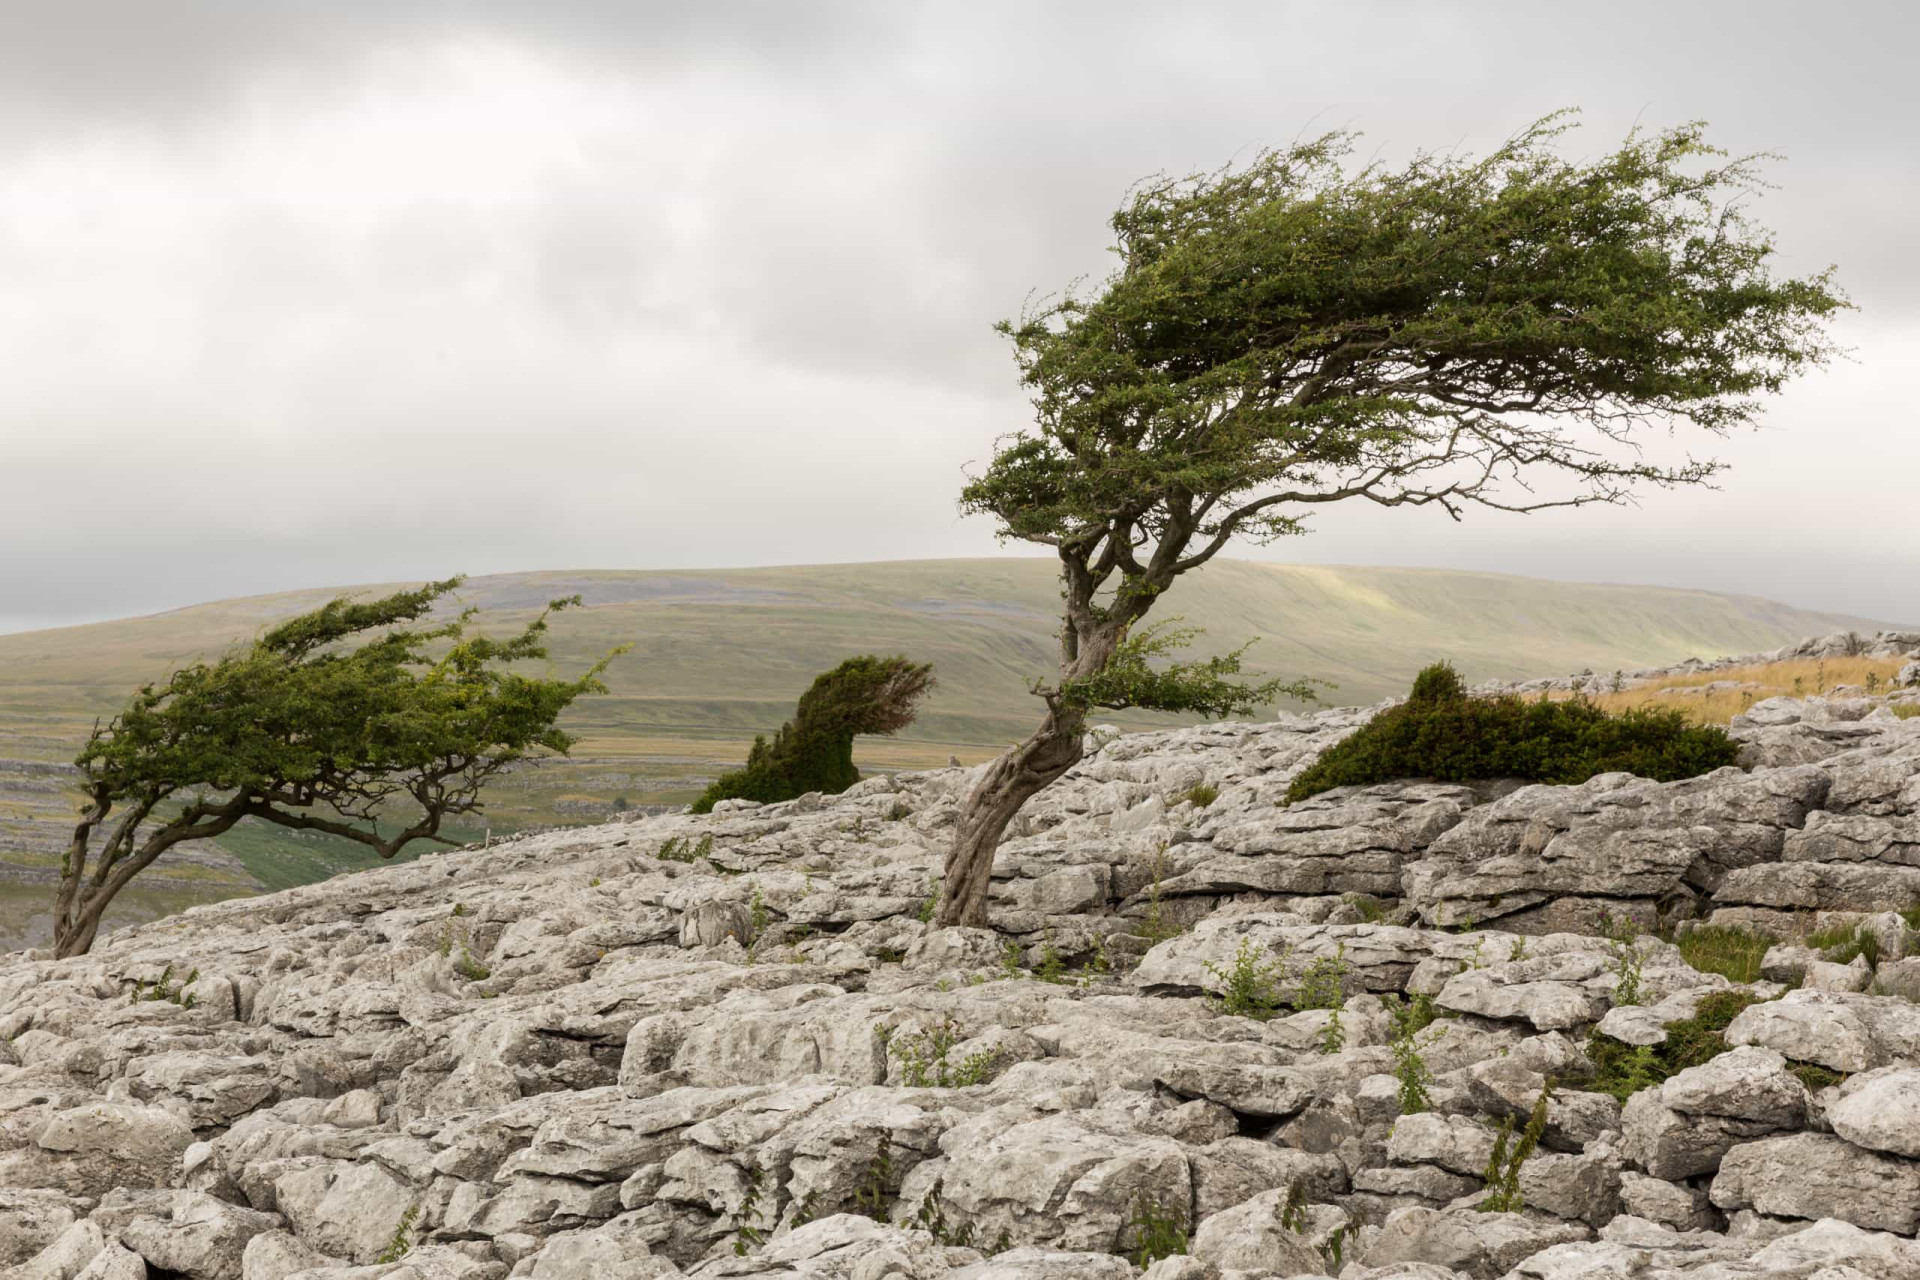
0,557,1886,913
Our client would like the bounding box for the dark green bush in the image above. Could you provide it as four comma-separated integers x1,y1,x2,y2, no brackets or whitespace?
1286,663,1740,804
691,656,934,814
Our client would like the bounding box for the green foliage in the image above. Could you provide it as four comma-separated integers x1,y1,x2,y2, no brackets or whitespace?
691,656,934,813
890,1016,998,1088
657,833,712,863
1676,925,1771,984
853,1145,896,1221
1036,935,1068,984
1057,621,1324,718
453,944,490,982
1806,922,1879,967
748,884,770,943
1182,782,1219,808
1138,847,1186,944
1345,893,1388,924
56,577,619,957
1287,668,1740,804
127,962,199,1008
1788,1061,1845,1092
731,1165,771,1256
1409,662,1467,704
909,1185,1000,1251
1607,934,1648,1008
916,880,940,924
1385,993,1438,1114
999,941,1027,980
969,115,1843,566
1203,937,1285,1019
1294,945,1349,1010
1278,1179,1309,1233
1586,989,1766,1102
376,1204,419,1264
1123,1196,1189,1268
1479,1084,1553,1213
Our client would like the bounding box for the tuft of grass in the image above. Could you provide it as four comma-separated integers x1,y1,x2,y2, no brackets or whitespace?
1677,925,1771,984
1345,893,1389,923
1889,703,1920,720
1788,1061,1845,1091
1805,922,1878,968
1182,782,1219,808
1577,655,1909,726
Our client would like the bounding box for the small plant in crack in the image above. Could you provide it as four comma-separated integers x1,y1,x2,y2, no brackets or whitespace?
1123,1195,1189,1267
376,1203,419,1264
731,1164,771,1255
1203,937,1285,1020
889,1016,998,1088
1478,1082,1553,1212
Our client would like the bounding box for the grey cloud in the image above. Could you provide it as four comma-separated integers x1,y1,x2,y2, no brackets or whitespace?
0,0,1915,633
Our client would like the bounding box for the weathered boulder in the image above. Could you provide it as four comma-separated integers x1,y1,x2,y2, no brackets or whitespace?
1709,1132,1920,1234
1825,1065,1920,1158
1358,1206,1588,1280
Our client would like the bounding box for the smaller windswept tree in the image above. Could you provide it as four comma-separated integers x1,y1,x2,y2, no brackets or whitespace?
691,655,935,812
52,577,620,958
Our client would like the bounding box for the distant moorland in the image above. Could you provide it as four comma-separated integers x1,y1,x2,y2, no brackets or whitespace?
0,558,1887,946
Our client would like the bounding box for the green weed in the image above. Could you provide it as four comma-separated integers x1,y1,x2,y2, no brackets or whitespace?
1203,937,1285,1020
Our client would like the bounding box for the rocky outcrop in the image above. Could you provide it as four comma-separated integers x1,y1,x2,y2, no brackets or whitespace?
2,681,1920,1280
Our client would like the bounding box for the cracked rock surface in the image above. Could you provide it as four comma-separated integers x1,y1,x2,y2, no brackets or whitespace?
4,659,1920,1280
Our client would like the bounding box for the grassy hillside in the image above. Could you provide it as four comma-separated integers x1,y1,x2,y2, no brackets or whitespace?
0,557,1886,911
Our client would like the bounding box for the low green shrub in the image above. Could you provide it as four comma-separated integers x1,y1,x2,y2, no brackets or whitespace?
1287,662,1741,804
691,656,933,813
1586,989,1763,1102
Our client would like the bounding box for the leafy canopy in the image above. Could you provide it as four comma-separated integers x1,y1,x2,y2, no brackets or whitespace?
1056,621,1321,716
963,112,1846,606
75,576,619,863
691,655,934,813
1286,661,1741,803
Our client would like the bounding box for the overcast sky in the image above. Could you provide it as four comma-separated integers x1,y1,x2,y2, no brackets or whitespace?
1,0,1914,633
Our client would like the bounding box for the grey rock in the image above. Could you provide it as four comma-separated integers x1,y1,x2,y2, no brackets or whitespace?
1826,1066,1920,1157
1188,1187,1328,1274
1358,1207,1588,1280
1709,1132,1920,1234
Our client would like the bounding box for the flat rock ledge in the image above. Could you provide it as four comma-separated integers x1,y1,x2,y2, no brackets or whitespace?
3,678,1920,1280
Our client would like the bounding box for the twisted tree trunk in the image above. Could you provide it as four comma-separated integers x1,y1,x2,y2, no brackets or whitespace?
936,704,1087,928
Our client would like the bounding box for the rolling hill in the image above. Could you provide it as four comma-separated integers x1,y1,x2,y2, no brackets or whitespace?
0,558,1888,945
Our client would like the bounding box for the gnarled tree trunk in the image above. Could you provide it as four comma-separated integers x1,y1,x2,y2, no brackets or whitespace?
936,704,1087,928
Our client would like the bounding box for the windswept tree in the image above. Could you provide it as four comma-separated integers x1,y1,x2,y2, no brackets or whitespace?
937,113,1847,928
692,655,935,812
52,578,621,958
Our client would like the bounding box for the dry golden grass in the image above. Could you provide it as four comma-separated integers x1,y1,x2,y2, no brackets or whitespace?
1570,656,1910,726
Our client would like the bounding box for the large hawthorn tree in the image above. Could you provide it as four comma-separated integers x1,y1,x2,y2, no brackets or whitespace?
52,578,619,958
937,113,1847,929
